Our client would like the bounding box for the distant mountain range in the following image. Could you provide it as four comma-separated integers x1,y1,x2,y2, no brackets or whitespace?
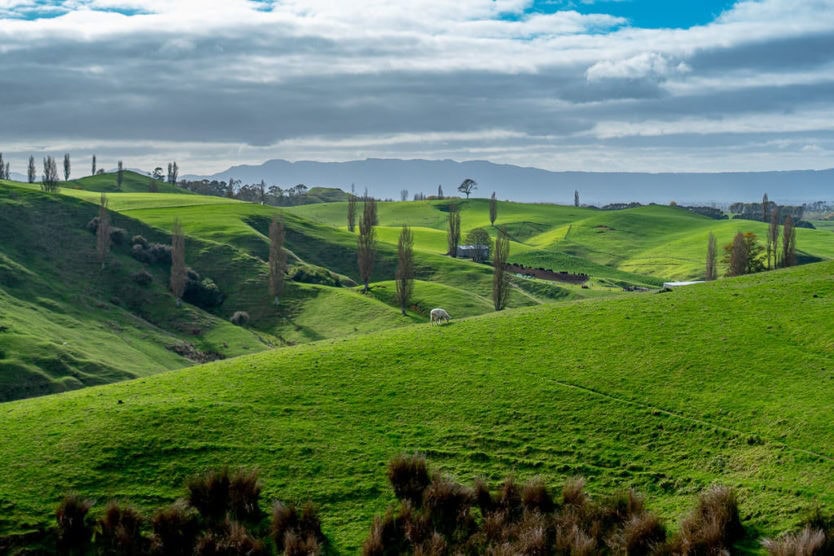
167,158,834,205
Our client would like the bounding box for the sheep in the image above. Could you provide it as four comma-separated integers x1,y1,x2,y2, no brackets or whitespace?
430,307,451,325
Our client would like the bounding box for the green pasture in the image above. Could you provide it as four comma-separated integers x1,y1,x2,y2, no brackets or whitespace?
1,262,833,552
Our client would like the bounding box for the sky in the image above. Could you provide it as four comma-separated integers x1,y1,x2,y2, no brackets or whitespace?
0,0,833,177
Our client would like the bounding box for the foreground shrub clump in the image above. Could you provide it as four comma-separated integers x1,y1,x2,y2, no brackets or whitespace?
362,455,747,555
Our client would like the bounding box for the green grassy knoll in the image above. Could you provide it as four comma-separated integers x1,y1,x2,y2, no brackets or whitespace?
2,262,833,551
0,182,268,401
62,170,184,194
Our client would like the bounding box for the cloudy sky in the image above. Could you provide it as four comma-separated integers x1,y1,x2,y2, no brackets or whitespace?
1,0,833,176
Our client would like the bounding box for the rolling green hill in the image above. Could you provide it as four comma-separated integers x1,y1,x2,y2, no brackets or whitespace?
1,262,833,551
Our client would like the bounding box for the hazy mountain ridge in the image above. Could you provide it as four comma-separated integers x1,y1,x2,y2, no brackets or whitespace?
185,159,834,205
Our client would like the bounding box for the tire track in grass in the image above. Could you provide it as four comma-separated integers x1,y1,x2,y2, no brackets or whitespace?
532,372,834,463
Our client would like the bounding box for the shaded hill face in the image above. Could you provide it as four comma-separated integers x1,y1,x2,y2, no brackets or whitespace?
191,158,834,205
1,262,833,550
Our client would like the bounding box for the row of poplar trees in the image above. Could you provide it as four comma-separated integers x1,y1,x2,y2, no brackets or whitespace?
347,190,510,316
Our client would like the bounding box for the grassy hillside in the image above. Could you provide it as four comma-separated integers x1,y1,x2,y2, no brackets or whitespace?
2,262,833,551
0,181,274,401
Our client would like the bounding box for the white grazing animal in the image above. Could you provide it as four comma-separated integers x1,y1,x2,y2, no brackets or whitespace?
430,307,451,325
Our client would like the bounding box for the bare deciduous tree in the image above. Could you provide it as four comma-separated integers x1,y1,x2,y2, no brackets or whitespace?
782,215,796,268
447,203,461,257
27,156,36,184
724,232,764,276
63,153,71,181
357,197,377,293
3,163,8,180
0,153,5,179
170,218,186,305
489,192,497,226
395,225,414,316
574,190,580,208
437,184,444,200
762,192,769,222
91,154,96,177
726,232,747,277
117,160,124,191
400,189,409,202
347,194,357,232
705,232,717,281
269,215,287,306
41,156,60,192
170,161,179,185
96,193,111,269
493,227,510,311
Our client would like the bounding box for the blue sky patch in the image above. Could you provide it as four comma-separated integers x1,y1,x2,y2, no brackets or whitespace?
522,0,739,29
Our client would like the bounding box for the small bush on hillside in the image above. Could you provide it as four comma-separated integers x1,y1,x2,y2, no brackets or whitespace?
270,501,324,554
56,492,95,552
110,227,128,245
132,270,153,286
230,311,250,326
762,526,825,556
289,264,342,287
228,469,262,522
96,500,146,555
151,499,201,556
194,521,267,556
188,468,231,522
672,485,744,554
183,269,225,308
132,235,149,248
387,454,431,506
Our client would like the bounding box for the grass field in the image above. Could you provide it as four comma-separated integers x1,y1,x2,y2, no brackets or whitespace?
1,261,833,551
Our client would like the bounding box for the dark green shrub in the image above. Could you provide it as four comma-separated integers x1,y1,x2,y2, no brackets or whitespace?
387,454,431,506
56,492,94,552
110,227,128,245
151,499,200,556
229,311,250,327
183,271,224,308
96,500,146,555
132,270,153,286
131,235,149,248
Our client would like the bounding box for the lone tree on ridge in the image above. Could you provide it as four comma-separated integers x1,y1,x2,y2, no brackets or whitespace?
458,178,477,199
489,192,497,226
63,153,71,181
27,156,36,183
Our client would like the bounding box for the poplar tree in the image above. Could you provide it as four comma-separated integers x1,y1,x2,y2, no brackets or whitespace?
0,153,5,179
489,192,497,226
170,218,186,306
447,203,461,257
782,215,796,268
395,225,414,316
705,232,717,281
27,156,36,183
574,190,580,207
96,193,111,269
268,216,287,306
768,207,780,269
170,161,178,185
347,194,357,232
493,227,510,311
357,197,377,292
63,153,71,181
117,160,124,191
41,156,60,192
91,154,96,176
